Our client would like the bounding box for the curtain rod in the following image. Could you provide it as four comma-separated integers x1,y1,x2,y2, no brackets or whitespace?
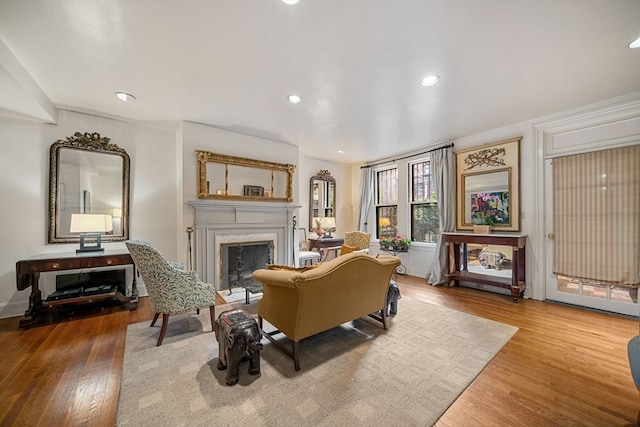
360,142,454,169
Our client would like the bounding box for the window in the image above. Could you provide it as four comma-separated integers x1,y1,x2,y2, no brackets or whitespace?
410,160,439,243
375,168,397,239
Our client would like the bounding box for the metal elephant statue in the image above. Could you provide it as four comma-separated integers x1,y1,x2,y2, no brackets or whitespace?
386,280,401,316
478,250,507,270
215,309,263,386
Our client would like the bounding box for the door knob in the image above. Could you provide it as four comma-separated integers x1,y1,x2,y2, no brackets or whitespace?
547,233,555,240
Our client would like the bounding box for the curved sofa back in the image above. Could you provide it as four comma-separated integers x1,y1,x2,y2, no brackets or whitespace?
253,253,401,341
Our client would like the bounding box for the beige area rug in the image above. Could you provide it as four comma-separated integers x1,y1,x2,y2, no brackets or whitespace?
218,286,262,305
117,297,517,426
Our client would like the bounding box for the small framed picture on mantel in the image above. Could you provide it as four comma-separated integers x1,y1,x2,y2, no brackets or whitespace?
243,185,264,197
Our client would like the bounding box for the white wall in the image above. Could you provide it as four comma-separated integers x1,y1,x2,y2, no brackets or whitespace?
0,110,177,318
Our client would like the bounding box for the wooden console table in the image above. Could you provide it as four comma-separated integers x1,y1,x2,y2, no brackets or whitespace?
443,232,527,303
308,237,344,261
15,249,137,328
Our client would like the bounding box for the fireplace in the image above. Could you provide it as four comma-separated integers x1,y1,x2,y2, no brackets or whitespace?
221,240,273,291
187,200,299,291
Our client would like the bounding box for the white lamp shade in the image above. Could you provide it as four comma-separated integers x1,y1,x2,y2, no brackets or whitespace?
323,217,336,229
70,214,113,233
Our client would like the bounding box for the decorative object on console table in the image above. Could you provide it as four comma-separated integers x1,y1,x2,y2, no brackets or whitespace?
472,210,497,234
15,250,137,328
70,213,113,253
473,224,492,234
313,217,325,237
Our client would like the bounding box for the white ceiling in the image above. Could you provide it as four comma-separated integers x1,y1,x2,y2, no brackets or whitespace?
1,0,639,163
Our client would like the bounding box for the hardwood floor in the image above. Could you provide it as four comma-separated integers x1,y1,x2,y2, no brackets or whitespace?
0,278,637,426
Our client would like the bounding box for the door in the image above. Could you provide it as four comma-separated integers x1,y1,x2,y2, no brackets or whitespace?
544,155,639,316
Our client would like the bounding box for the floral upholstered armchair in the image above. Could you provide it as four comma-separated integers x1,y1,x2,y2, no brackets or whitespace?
125,240,217,346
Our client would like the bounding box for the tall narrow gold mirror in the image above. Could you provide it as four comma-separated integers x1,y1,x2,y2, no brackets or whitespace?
309,170,336,232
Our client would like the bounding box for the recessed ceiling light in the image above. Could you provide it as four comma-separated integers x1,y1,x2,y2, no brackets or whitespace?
116,92,136,102
629,37,640,48
420,75,440,87
338,150,345,154
282,0,299,4
287,94,302,104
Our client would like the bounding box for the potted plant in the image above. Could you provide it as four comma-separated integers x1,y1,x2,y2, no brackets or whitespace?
391,236,411,252
379,237,393,250
472,211,497,234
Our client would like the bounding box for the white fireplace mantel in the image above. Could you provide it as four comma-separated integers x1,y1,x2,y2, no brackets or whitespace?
187,200,300,289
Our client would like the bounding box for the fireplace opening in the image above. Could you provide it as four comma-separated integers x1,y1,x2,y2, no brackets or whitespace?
220,241,273,291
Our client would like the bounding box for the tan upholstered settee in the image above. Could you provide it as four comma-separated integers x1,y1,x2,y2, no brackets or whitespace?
252,252,401,370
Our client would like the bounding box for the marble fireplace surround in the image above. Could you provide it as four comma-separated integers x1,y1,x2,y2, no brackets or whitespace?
187,200,299,291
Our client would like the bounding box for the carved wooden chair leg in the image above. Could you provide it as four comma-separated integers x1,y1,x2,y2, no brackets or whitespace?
150,312,160,327
209,305,216,333
156,313,169,346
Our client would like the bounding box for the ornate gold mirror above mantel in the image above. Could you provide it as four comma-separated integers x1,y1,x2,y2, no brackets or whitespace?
309,170,336,233
456,136,521,231
48,132,130,243
196,150,295,202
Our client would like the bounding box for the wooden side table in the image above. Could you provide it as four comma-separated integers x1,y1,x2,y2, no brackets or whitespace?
308,237,344,261
15,249,137,328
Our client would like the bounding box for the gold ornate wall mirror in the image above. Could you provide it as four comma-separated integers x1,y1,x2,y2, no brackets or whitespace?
456,136,521,231
48,132,130,243
309,170,336,233
196,151,295,202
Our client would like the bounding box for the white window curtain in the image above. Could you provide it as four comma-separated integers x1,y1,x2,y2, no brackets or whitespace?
357,167,375,232
553,145,640,287
428,146,456,285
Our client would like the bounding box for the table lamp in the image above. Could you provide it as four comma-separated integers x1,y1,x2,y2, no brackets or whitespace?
322,217,336,238
70,213,113,253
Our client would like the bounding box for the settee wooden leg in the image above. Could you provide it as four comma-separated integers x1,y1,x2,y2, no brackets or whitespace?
150,312,160,327
292,341,300,371
260,321,301,371
367,309,388,329
156,313,169,346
